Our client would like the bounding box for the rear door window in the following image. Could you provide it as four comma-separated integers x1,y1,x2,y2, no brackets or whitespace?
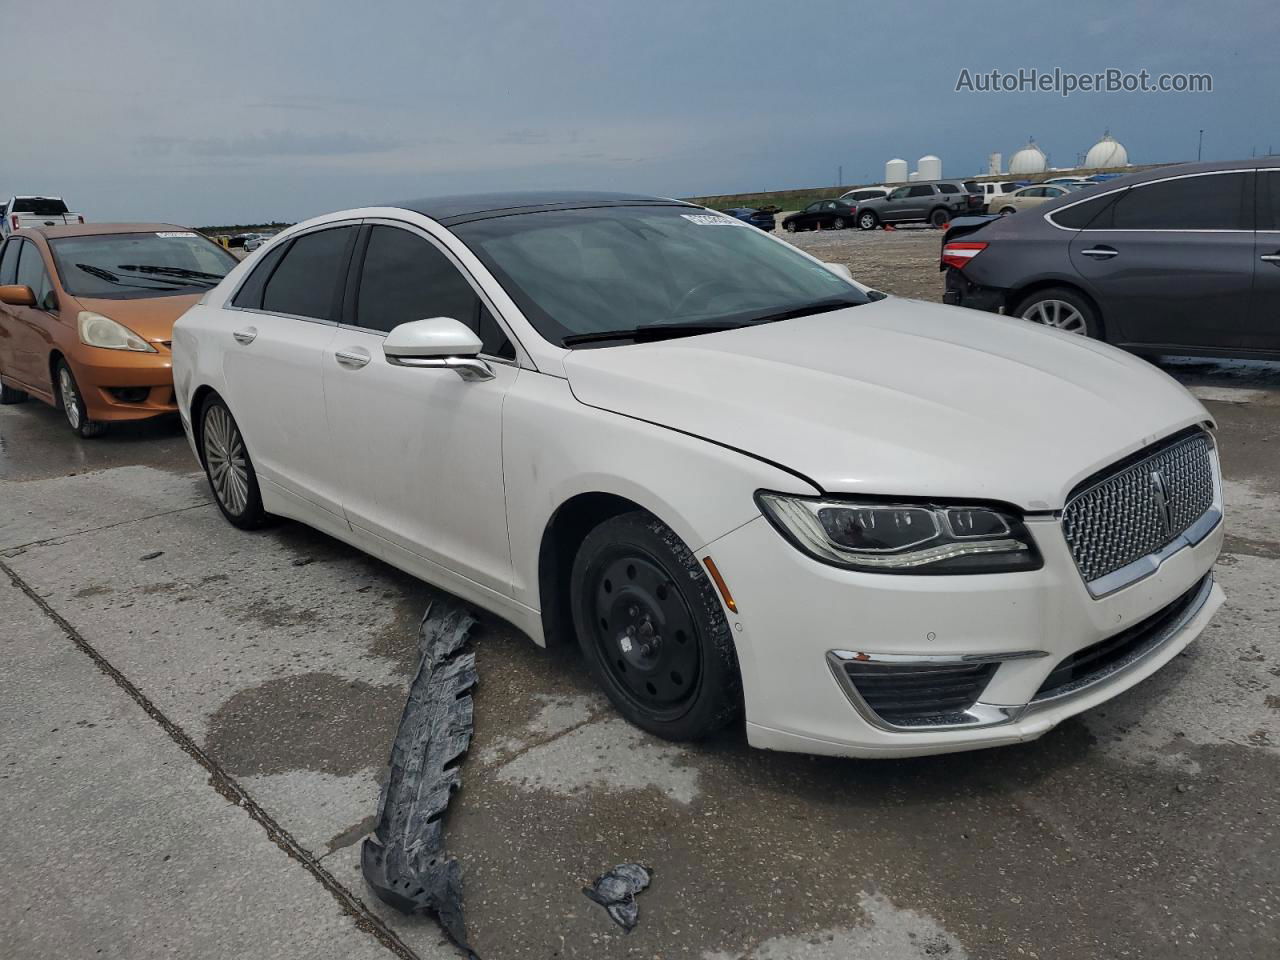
1257,170,1280,230
1107,172,1250,230
260,226,356,320
1050,192,1123,229
354,225,514,358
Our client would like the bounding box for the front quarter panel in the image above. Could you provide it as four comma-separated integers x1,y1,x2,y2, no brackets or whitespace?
503,371,819,632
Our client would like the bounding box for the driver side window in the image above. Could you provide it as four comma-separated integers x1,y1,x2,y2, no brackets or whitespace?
355,225,515,359
15,241,54,309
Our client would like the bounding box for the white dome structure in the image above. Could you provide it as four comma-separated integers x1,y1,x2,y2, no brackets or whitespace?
885,158,908,183
917,154,942,181
1009,140,1047,174
1084,132,1128,169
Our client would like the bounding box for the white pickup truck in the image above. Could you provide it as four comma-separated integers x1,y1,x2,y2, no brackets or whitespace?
1,196,84,236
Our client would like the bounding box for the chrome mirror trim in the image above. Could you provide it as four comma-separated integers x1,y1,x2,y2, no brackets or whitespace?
385,355,495,381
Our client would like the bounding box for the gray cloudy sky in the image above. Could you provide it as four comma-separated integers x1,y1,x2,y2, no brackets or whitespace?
5,0,1275,225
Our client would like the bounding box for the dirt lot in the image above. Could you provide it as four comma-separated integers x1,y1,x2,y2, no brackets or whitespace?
2,237,1279,960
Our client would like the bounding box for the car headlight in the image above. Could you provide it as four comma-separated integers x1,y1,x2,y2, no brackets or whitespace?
77,311,156,352
756,492,1042,574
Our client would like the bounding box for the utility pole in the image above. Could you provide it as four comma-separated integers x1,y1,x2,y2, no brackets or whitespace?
1197,129,1204,162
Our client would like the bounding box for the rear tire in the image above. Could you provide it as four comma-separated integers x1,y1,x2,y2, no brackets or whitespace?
0,380,28,404
998,206,1017,215
55,360,107,438
199,393,268,529
1013,286,1101,338
857,211,879,230
929,208,949,228
570,511,742,742
831,216,846,230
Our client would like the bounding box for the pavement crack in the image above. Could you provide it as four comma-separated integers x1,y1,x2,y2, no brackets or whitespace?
1,501,214,554
0,558,423,960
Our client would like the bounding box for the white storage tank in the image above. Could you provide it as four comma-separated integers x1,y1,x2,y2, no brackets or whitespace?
908,171,920,181
987,153,1002,176
1084,132,1128,168
917,154,942,181
885,158,908,183
1009,139,1048,174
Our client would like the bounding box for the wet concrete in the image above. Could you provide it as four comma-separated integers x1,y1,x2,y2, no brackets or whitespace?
1,347,1278,958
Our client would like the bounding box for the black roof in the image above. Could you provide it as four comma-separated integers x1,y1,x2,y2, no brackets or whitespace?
390,190,692,226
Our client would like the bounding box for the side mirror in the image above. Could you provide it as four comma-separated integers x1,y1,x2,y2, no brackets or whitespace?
383,316,493,382
0,284,36,307
824,263,854,281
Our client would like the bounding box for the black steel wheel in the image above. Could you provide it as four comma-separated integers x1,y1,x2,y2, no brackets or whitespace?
570,511,741,741
929,207,949,228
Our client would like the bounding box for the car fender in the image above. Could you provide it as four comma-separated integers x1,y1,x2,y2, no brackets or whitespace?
502,370,818,635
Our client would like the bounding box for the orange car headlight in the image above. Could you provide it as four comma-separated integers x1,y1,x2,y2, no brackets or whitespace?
77,311,156,353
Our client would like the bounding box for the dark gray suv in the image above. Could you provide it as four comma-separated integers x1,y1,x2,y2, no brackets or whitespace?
941,159,1280,359
857,181,983,230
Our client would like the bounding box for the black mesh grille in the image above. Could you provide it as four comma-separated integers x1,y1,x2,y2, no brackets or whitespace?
1034,575,1209,701
841,661,998,726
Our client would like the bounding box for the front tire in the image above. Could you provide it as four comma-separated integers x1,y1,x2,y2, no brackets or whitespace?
55,360,107,438
1013,286,1101,338
199,394,267,529
570,511,741,741
857,211,879,230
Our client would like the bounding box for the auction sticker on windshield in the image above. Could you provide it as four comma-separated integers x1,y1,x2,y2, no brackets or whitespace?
680,214,742,226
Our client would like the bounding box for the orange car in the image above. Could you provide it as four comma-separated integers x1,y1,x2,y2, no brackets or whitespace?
0,223,239,436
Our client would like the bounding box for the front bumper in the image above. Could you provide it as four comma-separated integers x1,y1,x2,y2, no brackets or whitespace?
702,509,1224,758
71,347,176,422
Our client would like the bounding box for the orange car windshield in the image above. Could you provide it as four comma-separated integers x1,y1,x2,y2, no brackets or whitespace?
49,232,238,299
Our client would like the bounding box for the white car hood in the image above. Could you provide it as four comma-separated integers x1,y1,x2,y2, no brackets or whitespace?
562,298,1211,509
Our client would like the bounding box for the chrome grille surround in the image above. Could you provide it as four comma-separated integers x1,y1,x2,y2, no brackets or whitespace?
1063,430,1221,597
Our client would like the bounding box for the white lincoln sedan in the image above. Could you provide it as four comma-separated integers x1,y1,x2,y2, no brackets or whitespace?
172,191,1225,758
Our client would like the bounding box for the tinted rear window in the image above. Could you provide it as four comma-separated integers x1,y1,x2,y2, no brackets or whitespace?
937,183,959,194
261,226,356,320
1103,173,1250,230
1257,171,1280,230
13,198,69,215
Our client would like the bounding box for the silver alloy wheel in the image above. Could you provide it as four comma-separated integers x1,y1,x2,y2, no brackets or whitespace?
1022,299,1088,335
58,367,81,429
203,404,250,515
859,213,876,229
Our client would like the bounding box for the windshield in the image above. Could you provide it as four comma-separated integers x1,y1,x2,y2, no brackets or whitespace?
451,206,869,347
49,231,239,298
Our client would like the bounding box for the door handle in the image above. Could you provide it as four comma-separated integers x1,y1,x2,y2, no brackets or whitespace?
1080,247,1119,260
1261,254,1280,264
232,327,257,344
335,349,371,369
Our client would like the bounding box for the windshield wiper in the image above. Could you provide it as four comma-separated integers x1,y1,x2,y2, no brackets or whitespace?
561,297,866,347
73,262,185,289
116,264,224,287
562,321,747,347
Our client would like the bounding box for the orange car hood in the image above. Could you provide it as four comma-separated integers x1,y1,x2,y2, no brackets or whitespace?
72,294,202,343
